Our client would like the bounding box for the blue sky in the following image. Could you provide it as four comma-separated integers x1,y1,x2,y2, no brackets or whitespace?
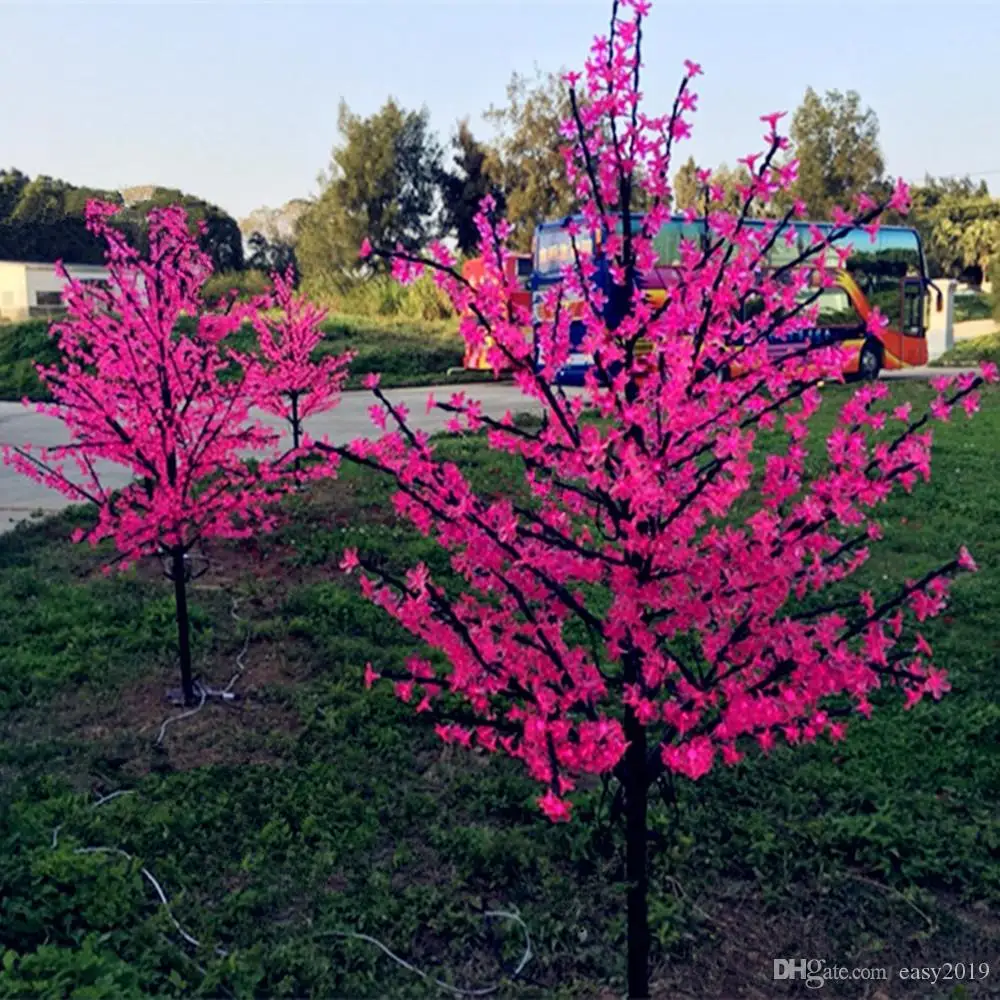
3,1,998,220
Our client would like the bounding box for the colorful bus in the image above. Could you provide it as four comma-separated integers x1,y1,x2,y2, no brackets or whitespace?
461,252,533,371
531,215,930,383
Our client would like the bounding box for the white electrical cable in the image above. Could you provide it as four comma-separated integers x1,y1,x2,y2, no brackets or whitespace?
49,791,228,957
154,683,207,745
93,789,137,808
154,594,250,745
317,909,533,997
73,846,229,957
48,792,535,994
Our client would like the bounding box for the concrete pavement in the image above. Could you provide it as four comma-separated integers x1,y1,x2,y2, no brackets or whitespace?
0,369,982,533
0,383,552,533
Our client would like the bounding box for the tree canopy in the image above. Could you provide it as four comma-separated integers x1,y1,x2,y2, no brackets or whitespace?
483,69,578,251
438,120,503,256
296,98,443,290
0,170,124,264
786,87,886,218
246,231,299,284
671,157,753,216
0,170,243,272
908,176,1000,279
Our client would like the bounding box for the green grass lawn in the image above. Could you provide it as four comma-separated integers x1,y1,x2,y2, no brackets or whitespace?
954,293,994,324
0,315,477,403
1,384,999,998
938,329,1000,369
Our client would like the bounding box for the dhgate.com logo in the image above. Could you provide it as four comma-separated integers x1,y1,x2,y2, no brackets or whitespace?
774,958,890,989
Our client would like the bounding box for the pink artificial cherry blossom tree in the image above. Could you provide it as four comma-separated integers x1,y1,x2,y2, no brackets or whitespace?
2,202,291,706
241,267,353,466
323,2,991,994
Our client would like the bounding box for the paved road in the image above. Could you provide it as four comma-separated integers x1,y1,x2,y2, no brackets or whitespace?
0,383,553,533
953,318,996,341
0,368,980,533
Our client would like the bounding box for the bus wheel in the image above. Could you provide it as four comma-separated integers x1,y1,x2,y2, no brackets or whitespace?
858,342,882,381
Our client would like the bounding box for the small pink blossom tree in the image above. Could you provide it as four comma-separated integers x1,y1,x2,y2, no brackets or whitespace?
241,268,353,464
325,2,993,995
2,202,291,706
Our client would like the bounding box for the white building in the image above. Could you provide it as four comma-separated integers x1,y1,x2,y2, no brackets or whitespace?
0,260,110,322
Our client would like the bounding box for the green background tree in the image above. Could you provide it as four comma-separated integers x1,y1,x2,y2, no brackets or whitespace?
437,120,502,256
296,98,443,293
786,87,885,217
483,69,577,251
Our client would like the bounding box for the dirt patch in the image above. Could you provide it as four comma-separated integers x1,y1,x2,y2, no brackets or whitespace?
101,524,351,597
124,537,284,590
5,637,313,782
644,875,1000,999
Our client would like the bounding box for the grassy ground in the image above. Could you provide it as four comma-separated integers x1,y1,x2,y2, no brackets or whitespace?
938,330,1000,368
1,384,999,998
0,315,475,402
954,293,993,324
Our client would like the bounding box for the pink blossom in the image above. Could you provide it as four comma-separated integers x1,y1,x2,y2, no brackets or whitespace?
662,737,715,780
538,789,573,822
239,268,351,465
888,178,911,215
929,397,951,422
923,669,951,700
958,546,978,572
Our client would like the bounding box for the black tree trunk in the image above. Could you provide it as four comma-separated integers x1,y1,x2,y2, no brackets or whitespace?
623,705,650,999
291,393,302,477
291,393,302,453
171,547,196,706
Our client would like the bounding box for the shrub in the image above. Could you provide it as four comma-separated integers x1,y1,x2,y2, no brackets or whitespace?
202,268,273,305
305,273,455,321
0,937,144,999
954,292,992,323
0,320,57,401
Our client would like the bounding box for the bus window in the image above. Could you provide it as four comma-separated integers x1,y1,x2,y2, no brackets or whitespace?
903,278,924,335
863,276,903,329
516,256,533,285
653,220,705,266
766,223,801,268
877,228,922,276
812,286,860,327
535,225,594,276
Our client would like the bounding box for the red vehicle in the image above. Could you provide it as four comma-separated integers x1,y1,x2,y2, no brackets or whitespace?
460,253,533,371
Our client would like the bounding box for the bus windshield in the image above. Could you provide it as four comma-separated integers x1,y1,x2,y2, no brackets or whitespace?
535,223,596,277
